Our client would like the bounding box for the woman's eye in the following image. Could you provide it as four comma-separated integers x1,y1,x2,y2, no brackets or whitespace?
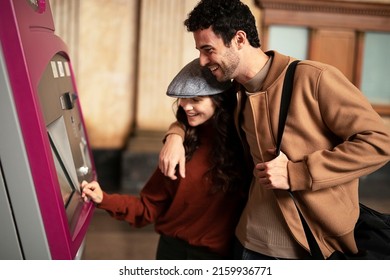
192,97,203,102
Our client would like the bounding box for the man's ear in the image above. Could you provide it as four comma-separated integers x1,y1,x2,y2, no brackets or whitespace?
235,30,247,48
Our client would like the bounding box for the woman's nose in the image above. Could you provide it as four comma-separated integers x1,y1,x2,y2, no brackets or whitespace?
178,99,192,110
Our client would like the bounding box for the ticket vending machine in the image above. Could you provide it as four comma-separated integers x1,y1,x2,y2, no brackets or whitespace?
0,0,96,259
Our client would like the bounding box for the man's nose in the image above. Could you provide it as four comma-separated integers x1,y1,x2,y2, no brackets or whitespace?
199,53,209,67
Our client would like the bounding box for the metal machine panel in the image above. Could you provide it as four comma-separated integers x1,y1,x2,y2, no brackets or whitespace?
0,165,23,260
0,45,50,260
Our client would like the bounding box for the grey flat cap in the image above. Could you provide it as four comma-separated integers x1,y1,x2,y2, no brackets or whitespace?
167,58,232,98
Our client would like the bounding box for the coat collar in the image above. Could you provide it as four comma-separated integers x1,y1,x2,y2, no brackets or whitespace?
262,50,293,91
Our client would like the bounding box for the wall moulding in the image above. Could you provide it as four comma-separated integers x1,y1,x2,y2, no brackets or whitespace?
255,0,390,31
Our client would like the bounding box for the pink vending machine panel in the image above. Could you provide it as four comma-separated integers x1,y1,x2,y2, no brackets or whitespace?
0,0,96,259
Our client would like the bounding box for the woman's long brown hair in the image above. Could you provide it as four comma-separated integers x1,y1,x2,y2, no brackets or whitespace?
174,88,249,193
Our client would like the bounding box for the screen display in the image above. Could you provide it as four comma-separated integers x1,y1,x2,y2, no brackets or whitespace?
48,134,75,207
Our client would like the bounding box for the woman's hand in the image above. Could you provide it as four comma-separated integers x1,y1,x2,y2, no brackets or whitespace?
81,180,103,204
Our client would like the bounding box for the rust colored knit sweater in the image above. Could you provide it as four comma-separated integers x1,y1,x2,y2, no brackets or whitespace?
98,126,246,257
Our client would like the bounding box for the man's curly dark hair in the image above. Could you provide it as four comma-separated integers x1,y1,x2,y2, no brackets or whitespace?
184,0,261,48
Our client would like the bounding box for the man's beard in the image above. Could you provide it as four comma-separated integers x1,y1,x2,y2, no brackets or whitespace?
219,52,239,82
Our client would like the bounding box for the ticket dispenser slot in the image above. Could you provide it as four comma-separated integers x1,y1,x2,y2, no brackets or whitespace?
60,92,76,110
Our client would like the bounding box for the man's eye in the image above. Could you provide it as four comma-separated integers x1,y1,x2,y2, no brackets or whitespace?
201,47,212,54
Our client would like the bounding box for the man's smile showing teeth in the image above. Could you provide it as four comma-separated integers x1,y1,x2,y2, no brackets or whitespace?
209,65,218,72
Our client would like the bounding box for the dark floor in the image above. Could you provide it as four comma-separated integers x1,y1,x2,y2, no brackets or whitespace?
81,210,159,260
81,136,390,260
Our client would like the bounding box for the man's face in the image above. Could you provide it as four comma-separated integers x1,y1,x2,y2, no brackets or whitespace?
193,27,239,82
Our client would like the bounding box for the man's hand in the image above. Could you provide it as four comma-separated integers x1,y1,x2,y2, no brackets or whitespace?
159,134,186,180
255,149,290,190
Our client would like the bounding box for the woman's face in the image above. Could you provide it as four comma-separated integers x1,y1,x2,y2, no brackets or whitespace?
178,96,216,127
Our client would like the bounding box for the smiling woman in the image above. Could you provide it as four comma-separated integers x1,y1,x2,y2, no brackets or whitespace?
80,58,251,260
177,97,216,127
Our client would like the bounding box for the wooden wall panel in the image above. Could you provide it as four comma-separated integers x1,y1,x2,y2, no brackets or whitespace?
309,29,356,81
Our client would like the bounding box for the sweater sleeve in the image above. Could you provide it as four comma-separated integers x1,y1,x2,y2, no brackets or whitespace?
97,168,176,227
163,121,185,142
289,65,390,191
